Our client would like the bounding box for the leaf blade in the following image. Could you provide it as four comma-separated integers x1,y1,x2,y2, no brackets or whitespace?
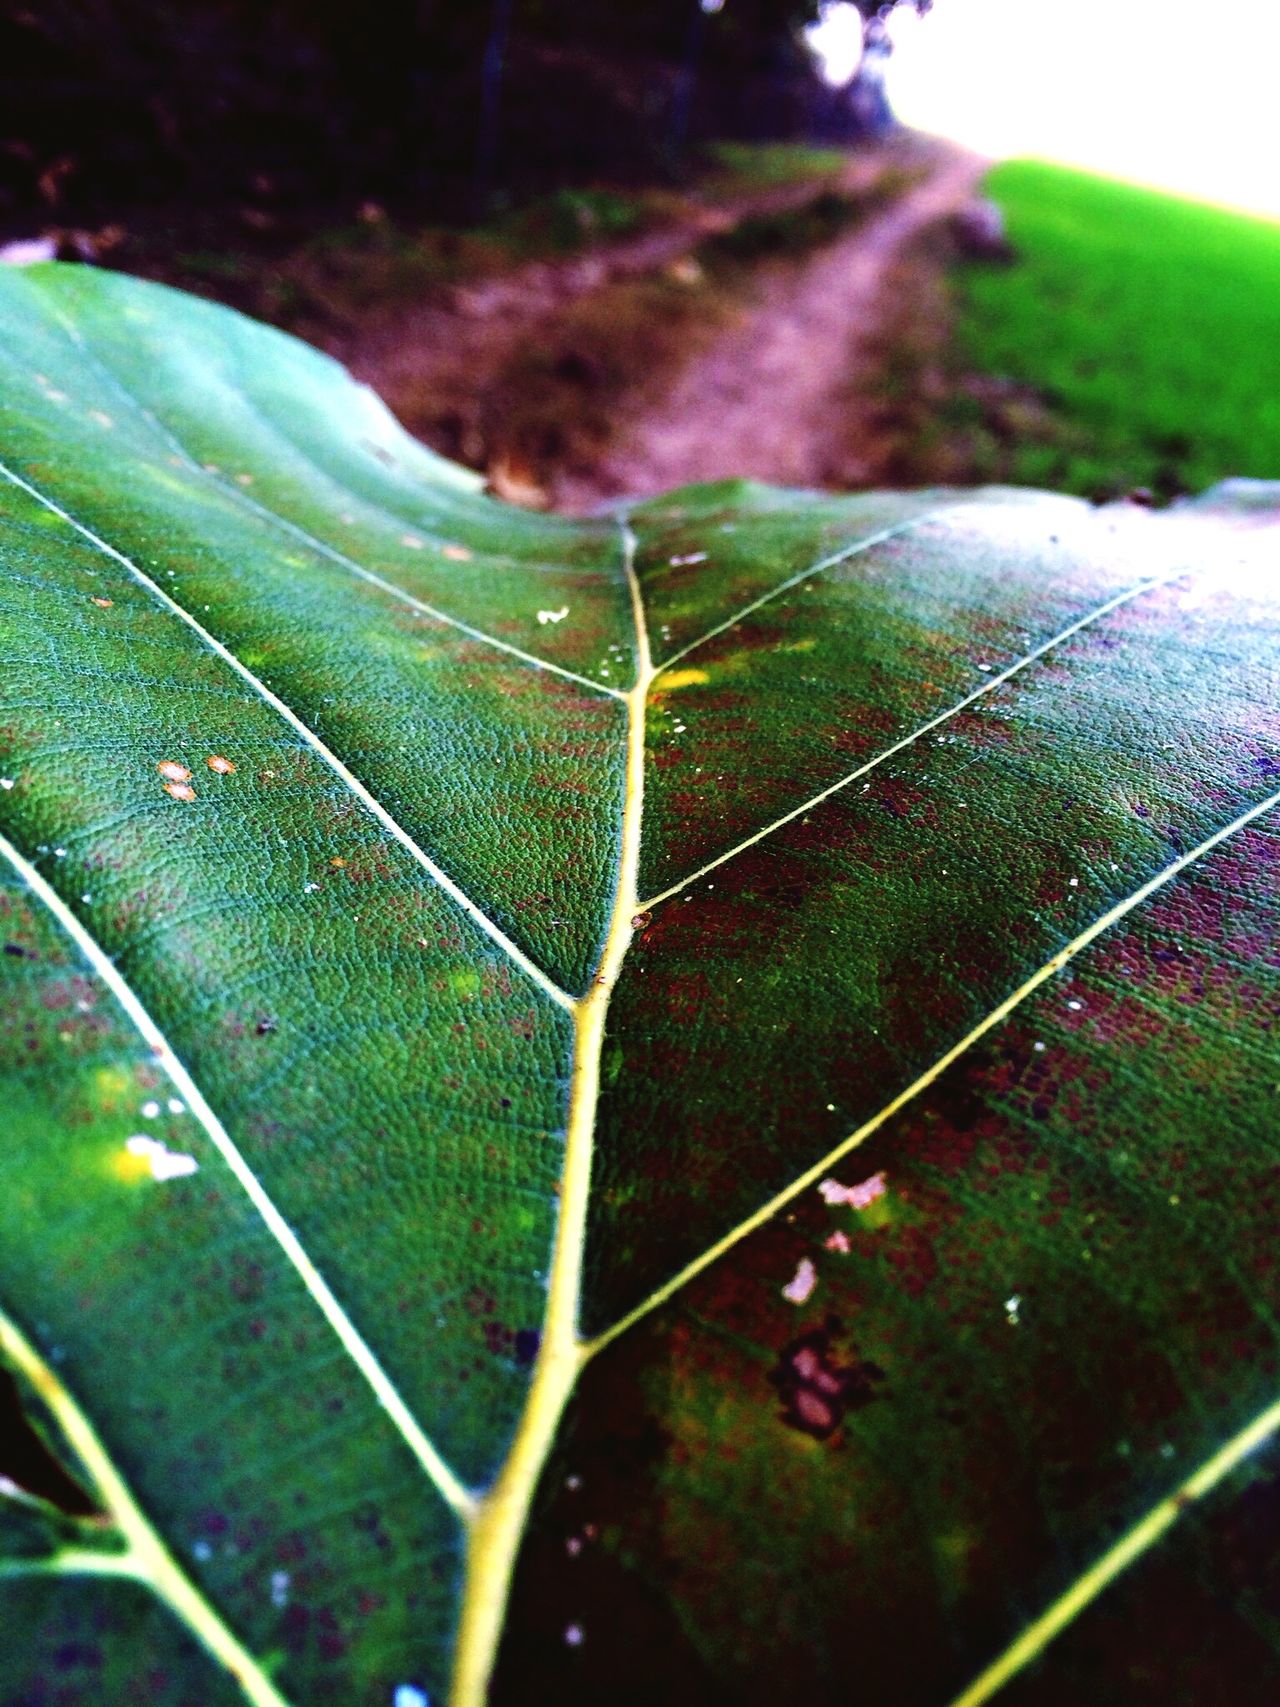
4,262,1280,1706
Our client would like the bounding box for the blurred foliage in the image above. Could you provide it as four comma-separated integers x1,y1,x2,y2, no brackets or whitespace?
0,0,927,230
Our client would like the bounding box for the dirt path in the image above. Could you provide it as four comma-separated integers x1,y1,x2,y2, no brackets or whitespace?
344,136,984,510
341,151,896,468
554,142,985,510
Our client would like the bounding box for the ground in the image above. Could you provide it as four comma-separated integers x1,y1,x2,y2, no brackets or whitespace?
332,134,985,511
82,140,1280,512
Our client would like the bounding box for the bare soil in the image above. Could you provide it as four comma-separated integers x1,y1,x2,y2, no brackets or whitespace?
341,135,986,511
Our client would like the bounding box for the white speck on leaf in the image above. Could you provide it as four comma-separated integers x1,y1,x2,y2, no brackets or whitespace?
819,1172,887,1210
782,1256,818,1304
270,1570,290,1608
1005,1294,1022,1324
124,1135,199,1181
564,1624,585,1648
393,1688,430,1707
0,779,13,790
825,1230,852,1254
167,1097,185,1115
536,606,569,625
141,1101,161,1119
669,551,708,567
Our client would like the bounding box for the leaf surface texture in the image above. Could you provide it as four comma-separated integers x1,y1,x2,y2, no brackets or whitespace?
1,265,1279,1706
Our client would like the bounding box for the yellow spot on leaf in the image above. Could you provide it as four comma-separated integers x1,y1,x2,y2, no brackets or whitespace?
654,667,709,692
111,1147,153,1184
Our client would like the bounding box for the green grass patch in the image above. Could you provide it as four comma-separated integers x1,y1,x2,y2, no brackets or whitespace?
956,160,1280,498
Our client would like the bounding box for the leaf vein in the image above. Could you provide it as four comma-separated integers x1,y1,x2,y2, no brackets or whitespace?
640,559,1183,910
655,505,965,672
29,285,626,702
0,456,575,1013
947,1388,1280,1706
0,830,476,1520
590,782,1280,1354
0,1307,293,1707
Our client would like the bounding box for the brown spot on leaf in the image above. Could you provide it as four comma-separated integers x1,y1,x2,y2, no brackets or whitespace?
206,754,236,774
90,596,113,608
771,1325,885,1440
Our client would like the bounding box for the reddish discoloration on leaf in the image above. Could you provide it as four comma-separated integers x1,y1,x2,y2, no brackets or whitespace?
771,1324,885,1440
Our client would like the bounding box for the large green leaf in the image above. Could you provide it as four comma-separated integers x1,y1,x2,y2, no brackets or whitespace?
1,263,1279,1707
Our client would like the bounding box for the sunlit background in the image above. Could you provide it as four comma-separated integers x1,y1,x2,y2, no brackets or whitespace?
808,0,1280,218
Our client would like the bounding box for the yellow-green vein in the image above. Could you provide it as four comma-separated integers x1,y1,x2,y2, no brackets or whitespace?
948,1388,1280,1706
448,514,652,1706
587,781,1280,1357
0,830,474,1519
0,1308,291,1707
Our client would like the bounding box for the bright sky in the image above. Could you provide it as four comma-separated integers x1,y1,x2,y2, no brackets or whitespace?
807,0,1280,219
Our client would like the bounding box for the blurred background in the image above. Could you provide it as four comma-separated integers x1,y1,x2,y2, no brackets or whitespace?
3,0,1277,512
